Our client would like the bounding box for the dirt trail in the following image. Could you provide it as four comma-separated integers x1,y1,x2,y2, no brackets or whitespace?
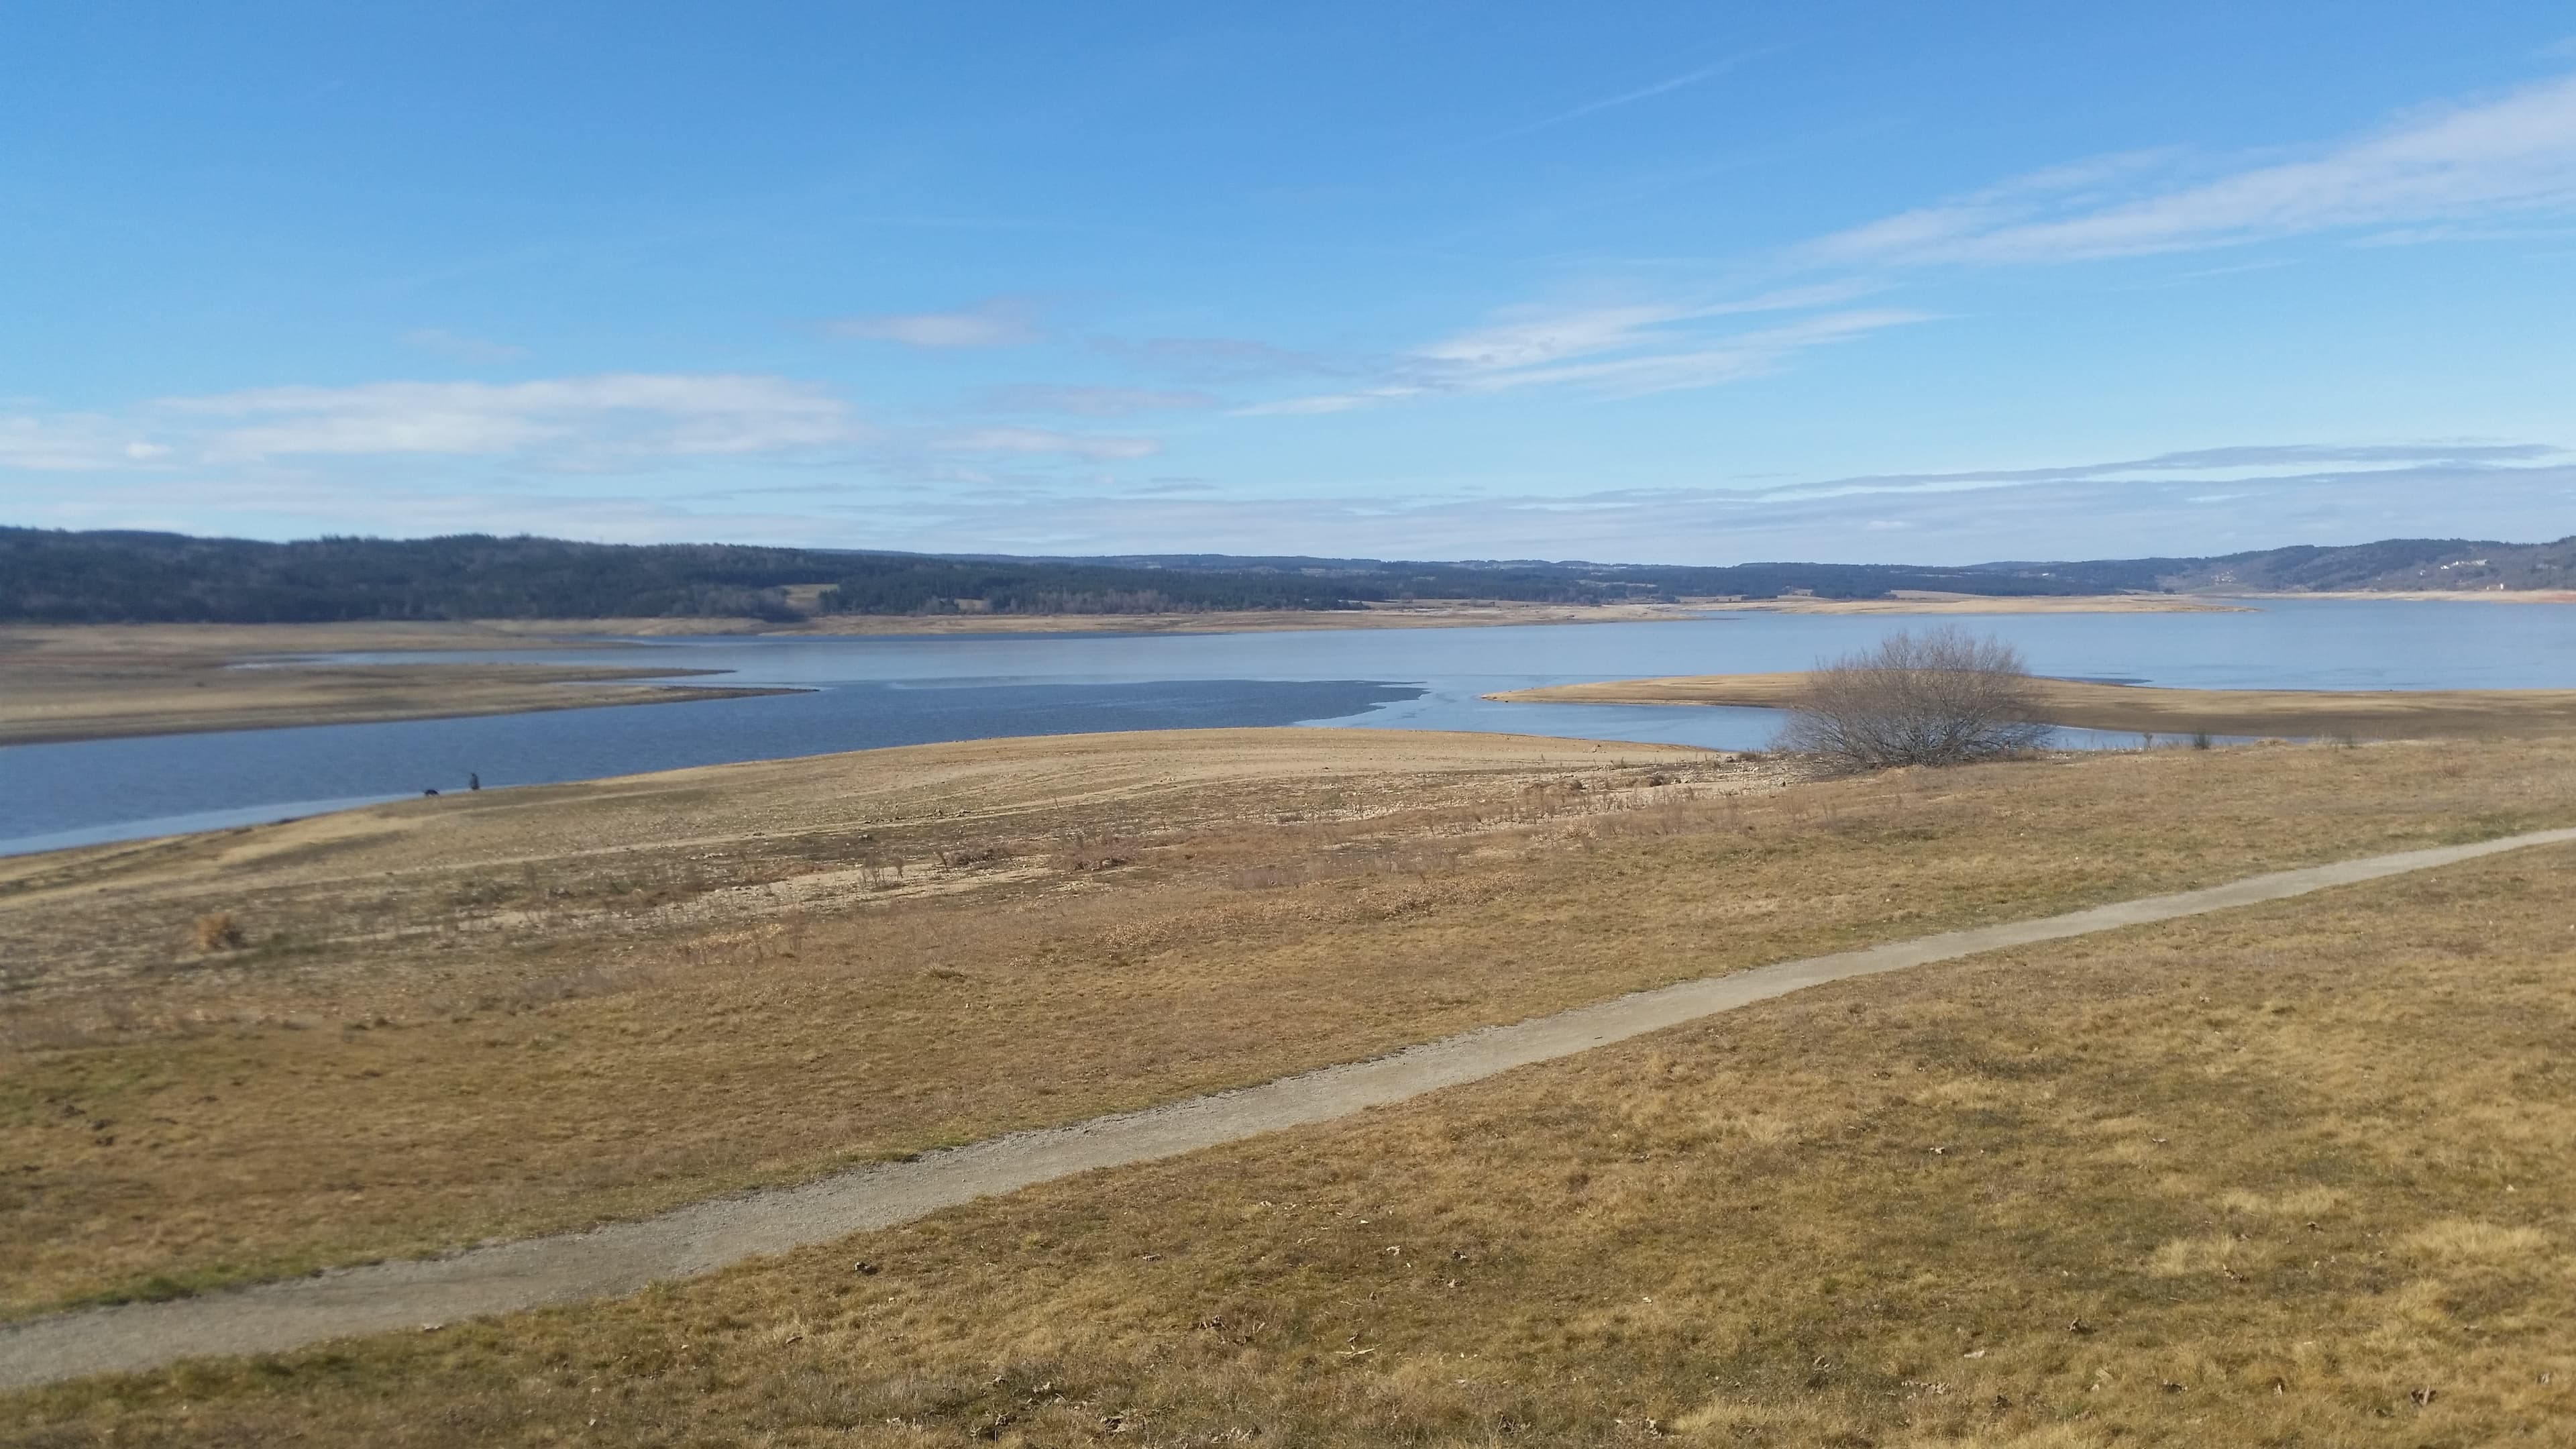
7,824,2572,1391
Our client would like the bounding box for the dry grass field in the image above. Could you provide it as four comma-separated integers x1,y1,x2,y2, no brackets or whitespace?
1495,672,2576,742
5,729,2575,1332
6,813,2570,1444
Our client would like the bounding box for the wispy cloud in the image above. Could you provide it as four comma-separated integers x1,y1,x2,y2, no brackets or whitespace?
164,375,859,464
1444,308,1929,396
1239,69,2576,425
13,433,2567,564
4,370,1187,489
930,427,1162,462
1474,48,1780,146
0,412,172,471
975,384,1220,417
1093,335,1340,382
769,443,2576,562
1816,71,2576,265
400,327,530,365
1739,441,2571,503
826,297,1044,348
1244,286,1922,415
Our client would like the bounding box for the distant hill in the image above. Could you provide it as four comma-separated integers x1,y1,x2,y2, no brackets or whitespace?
1,527,2567,625
2154,537,2576,592
1964,536,2576,594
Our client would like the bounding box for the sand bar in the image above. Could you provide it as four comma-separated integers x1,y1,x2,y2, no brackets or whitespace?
0,606,1713,743
1492,672,2576,741
0,625,804,745
1688,591,2249,614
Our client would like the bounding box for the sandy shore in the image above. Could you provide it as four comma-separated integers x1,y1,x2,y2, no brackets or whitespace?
0,625,802,745
1491,672,2576,741
2259,589,2576,604
1690,592,2249,614
0,606,1711,744
11,587,2565,743
483,600,1725,636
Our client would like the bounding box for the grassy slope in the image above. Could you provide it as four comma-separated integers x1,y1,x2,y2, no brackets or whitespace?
8,837,2571,1444
4,734,2573,1322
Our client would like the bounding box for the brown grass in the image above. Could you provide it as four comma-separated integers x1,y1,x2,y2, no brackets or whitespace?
5,730,2575,1323
7,834,2569,1444
186,914,244,954
1494,671,2576,741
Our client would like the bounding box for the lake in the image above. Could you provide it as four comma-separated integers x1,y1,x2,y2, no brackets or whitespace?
5,598,2570,855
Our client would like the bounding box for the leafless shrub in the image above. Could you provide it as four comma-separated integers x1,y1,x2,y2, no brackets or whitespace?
191,912,247,953
1776,627,2052,771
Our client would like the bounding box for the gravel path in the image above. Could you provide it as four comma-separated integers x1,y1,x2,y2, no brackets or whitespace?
8,824,2571,1390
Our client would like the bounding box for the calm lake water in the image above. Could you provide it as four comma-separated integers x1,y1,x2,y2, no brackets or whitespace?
5,598,2570,855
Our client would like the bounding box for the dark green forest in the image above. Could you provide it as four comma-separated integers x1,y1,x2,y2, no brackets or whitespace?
3,527,2558,624
0,531,1368,623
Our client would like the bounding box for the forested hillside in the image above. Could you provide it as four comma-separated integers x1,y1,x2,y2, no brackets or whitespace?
0,529,2102,623
3,527,2567,625
0,531,1364,623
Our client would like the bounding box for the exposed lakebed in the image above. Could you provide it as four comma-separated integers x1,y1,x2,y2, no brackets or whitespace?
5,597,2572,855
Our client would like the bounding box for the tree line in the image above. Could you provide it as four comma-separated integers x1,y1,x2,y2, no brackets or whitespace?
11,525,2534,625
0,529,2108,624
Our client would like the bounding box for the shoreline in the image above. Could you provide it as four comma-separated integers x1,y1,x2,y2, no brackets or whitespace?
8,588,2569,744
0,651,806,747
1688,592,2249,614
1490,672,2576,741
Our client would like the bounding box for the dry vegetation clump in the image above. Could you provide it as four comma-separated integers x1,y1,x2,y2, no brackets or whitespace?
187,912,244,953
9,845,2571,1444
1777,627,2052,769
1,731,2573,1320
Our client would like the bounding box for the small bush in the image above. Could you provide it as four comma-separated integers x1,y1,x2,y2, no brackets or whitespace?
192,912,246,953
1776,627,2051,771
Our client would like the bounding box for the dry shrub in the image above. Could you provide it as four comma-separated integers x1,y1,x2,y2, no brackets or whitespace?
191,912,246,953
1777,625,2051,769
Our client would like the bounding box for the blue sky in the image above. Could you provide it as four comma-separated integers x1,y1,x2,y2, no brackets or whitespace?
5,2,2573,563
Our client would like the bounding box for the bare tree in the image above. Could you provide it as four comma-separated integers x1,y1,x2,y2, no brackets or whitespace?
1776,627,2052,770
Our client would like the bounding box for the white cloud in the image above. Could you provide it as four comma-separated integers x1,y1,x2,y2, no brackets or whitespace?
0,412,174,471
1238,388,1424,417
828,297,1042,348
1464,309,1931,396
1243,69,2576,425
776,445,2576,562
15,432,2568,565
1414,302,1699,373
1742,441,2569,503
400,327,530,364
1818,71,2576,265
1245,290,1923,415
162,374,858,464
